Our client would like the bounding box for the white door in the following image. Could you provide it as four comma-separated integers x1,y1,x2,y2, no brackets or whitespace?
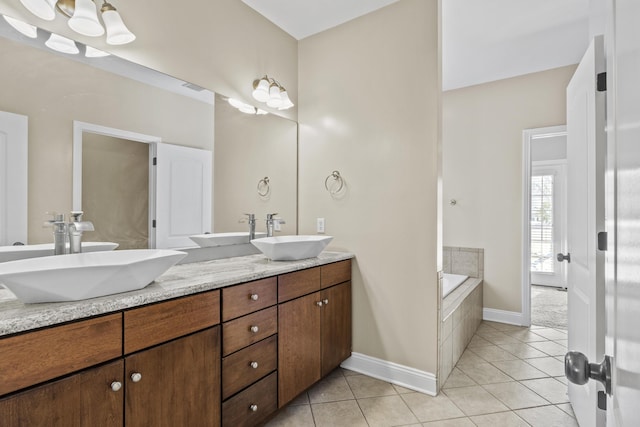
605,0,640,424
0,111,28,246
565,35,606,427
154,143,212,249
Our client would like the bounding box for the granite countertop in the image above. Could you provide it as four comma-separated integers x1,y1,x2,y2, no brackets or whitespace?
0,251,354,337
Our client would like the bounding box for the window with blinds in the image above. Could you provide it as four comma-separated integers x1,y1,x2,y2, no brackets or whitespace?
531,174,554,273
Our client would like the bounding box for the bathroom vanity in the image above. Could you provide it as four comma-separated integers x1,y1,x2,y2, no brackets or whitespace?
0,252,353,427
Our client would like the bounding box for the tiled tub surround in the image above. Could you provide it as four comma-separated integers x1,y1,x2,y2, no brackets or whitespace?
0,251,353,336
439,247,485,390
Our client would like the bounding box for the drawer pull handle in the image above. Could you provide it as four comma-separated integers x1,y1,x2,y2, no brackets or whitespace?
250,361,259,369
130,372,142,383
316,301,323,307
250,293,259,301
249,404,258,412
110,381,122,392
250,325,259,333
323,299,329,305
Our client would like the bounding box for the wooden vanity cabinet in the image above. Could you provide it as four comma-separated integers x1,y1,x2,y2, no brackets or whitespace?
278,260,352,407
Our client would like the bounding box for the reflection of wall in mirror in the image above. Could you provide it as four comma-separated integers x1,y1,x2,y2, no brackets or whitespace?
0,35,214,243
214,96,297,235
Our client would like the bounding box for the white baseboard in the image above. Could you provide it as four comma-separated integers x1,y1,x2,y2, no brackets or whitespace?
340,352,437,396
483,308,524,326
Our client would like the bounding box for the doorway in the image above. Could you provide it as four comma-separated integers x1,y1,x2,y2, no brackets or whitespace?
522,126,568,329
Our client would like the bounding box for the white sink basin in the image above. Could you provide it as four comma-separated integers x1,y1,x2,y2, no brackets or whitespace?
0,242,119,263
0,249,186,303
189,232,267,247
251,235,333,261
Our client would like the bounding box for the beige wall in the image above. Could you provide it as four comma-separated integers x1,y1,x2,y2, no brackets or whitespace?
0,37,214,243
442,65,576,314
0,0,298,121
298,0,440,373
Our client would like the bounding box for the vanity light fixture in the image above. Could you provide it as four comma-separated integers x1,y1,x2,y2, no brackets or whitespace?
19,0,135,45
228,98,269,115
85,44,110,57
2,15,38,38
252,75,294,110
45,32,79,54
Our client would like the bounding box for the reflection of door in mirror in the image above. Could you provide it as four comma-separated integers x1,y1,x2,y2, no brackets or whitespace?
0,111,28,246
82,133,149,249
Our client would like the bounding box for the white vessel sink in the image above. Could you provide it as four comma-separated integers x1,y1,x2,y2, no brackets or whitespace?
189,232,267,247
0,242,119,263
0,249,186,303
251,235,333,261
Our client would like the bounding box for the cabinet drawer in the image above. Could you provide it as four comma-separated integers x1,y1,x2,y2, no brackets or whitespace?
278,267,320,302
222,277,277,321
124,290,220,354
222,372,277,427
321,259,352,288
222,306,277,356
222,335,277,399
0,314,122,396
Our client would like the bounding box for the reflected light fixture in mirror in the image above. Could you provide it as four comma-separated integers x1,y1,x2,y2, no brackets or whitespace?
45,32,79,54
2,15,37,38
228,98,268,115
19,0,135,45
252,75,294,110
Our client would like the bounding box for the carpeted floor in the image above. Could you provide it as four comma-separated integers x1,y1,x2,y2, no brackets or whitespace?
531,284,567,330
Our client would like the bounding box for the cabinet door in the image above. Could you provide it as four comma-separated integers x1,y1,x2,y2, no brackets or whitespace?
125,327,221,427
321,282,352,377
278,292,322,407
0,360,124,427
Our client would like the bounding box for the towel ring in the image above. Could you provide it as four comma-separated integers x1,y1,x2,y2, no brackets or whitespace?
324,170,344,194
257,177,270,197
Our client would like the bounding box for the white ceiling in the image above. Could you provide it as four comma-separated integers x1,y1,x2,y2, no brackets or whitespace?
242,0,593,90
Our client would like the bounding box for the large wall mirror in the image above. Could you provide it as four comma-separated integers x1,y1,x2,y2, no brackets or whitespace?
0,15,297,249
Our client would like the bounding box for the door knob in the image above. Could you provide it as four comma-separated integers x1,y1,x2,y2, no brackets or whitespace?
564,351,612,395
557,252,571,263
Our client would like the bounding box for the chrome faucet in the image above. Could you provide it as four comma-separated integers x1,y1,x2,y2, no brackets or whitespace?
45,213,68,255
243,213,256,240
68,211,94,254
266,213,285,237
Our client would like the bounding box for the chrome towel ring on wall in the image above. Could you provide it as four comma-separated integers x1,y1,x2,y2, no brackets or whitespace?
257,177,270,197
325,170,344,195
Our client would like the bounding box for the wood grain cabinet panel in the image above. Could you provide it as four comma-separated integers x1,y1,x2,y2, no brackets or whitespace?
278,267,320,303
222,335,277,399
222,277,277,321
321,282,352,376
321,260,352,289
222,306,277,356
0,360,124,427
0,313,122,396
124,290,220,354
222,372,277,427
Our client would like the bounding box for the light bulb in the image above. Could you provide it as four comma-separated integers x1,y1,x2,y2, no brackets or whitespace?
45,33,80,54
101,2,136,45
3,15,38,38
19,0,57,21
278,90,294,110
69,0,105,37
266,84,283,108
252,77,270,103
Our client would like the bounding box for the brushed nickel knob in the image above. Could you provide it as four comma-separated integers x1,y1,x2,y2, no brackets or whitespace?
249,404,258,412
110,381,122,392
323,299,329,305
250,293,259,301
250,361,259,369
130,372,142,383
316,301,323,307
250,325,259,333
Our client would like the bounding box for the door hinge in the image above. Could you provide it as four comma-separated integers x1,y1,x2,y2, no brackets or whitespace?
152,220,156,228
597,72,607,92
153,157,157,166
598,232,608,251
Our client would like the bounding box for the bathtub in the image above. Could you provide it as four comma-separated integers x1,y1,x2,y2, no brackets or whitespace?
442,273,469,298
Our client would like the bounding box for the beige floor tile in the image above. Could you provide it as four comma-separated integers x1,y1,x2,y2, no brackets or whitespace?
527,340,567,356
457,362,513,385
554,375,569,385
394,384,416,394
442,368,477,389
525,356,565,377
498,342,548,359
288,391,310,406
515,405,579,426
502,329,549,343
358,395,419,427
456,350,488,369
520,377,569,404
310,400,368,427
401,392,465,422
422,417,476,426
486,323,527,333
443,385,509,416
482,381,550,409
468,334,493,348
492,359,548,380
556,403,576,417
479,332,521,345
531,328,568,340
470,345,520,362
470,411,530,426
345,374,397,399
341,368,359,377
308,373,354,403
554,339,568,347
264,404,315,427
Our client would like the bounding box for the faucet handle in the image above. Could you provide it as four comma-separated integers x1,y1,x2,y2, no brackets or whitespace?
44,212,65,227
266,213,278,220
70,211,84,222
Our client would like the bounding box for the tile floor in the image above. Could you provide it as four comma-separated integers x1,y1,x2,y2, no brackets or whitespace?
265,321,577,427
